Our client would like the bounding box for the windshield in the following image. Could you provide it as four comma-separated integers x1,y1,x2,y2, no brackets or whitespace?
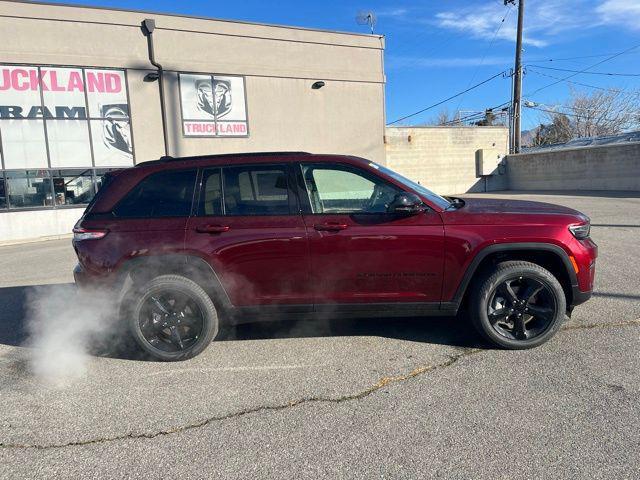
372,163,452,210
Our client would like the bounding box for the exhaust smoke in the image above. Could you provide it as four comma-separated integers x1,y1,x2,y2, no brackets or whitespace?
24,284,122,386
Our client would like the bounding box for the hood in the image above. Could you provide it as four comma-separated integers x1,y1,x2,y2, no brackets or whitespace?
441,197,590,226
457,197,585,217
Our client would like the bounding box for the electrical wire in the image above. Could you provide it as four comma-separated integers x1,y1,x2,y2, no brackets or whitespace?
527,68,640,98
525,104,638,123
453,4,513,114
528,65,640,77
527,51,640,64
525,43,640,97
387,71,507,125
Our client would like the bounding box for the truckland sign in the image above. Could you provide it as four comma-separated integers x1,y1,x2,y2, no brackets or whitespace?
0,65,133,169
179,73,249,137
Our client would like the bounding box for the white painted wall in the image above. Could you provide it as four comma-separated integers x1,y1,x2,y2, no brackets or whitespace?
0,208,81,244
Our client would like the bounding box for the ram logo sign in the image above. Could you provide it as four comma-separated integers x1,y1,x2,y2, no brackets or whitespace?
179,73,249,137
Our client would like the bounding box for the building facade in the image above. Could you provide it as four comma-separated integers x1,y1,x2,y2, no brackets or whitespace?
0,0,385,242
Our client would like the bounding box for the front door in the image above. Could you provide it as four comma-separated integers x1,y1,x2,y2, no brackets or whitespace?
298,162,444,306
185,163,311,307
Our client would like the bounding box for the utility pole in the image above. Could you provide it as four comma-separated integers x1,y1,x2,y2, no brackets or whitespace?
506,0,525,153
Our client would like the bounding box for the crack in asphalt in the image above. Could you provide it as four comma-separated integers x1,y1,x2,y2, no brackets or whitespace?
2,318,639,451
0,348,481,450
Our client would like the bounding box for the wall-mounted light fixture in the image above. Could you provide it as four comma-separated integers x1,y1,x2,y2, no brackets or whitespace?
311,81,325,89
143,72,160,82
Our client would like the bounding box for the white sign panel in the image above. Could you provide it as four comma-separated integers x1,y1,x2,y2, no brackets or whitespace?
179,73,249,137
0,65,133,168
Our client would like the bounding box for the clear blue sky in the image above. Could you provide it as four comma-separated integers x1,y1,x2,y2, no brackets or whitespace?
40,0,640,129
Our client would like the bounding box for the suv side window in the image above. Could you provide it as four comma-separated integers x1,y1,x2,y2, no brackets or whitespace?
113,169,196,218
301,164,400,214
222,165,291,216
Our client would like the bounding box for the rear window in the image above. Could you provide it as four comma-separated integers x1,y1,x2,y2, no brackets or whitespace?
113,169,196,218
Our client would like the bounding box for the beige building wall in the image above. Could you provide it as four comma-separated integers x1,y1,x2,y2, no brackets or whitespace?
0,0,386,163
384,126,509,195
0,0,385,243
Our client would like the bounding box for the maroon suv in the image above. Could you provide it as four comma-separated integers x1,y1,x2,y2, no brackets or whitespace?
73,152,597,361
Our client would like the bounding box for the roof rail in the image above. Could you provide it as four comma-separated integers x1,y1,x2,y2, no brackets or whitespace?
136,151,311,166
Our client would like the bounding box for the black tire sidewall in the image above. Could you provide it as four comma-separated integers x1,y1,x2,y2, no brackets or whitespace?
127,275,218,361
471,263,566,349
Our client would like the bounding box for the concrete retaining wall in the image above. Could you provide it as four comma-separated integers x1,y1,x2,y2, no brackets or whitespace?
385,126,509,195
508,142,640,191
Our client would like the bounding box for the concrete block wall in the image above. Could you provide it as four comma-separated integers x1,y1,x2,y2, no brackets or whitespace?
384,126,509,195
508,142,640,191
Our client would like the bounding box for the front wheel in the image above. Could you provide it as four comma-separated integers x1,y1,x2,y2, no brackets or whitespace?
126,275,219,361
470,261,566,349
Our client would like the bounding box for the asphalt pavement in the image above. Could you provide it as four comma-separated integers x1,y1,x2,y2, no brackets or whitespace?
0,191,638,479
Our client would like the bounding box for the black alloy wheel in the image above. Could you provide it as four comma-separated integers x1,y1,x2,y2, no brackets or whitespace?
139,290,204,352
126,275,218,361
470,261,566,349
487,276,557,341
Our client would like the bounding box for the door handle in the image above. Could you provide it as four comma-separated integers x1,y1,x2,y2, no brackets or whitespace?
196,224,230,234
314,222,348,232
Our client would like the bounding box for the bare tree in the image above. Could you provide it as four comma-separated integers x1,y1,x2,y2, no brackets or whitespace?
538,88,640,143
567,88,640,137
530,114,572,146
422,108,455,126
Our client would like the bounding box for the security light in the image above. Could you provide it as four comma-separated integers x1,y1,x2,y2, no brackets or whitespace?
144,72,160,82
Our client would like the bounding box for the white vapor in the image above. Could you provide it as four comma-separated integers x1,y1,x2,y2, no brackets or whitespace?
24,285,120,386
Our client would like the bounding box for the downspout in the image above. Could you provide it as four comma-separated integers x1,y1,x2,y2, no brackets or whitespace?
141,19,170,157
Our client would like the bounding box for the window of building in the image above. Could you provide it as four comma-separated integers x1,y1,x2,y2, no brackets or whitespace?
222,165,290,216
301,164,399,214
113,170,196,218
5,170,53,209
0,64,134,211
0,172,6,209
51,169,94,206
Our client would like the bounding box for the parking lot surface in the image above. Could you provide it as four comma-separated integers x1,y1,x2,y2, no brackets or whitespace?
0,191,639,479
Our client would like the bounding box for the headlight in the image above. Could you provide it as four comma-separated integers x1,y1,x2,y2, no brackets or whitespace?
569,222,590,239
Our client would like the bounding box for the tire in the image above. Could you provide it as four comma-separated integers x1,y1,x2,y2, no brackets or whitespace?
469,261,566,349
125,274,219,361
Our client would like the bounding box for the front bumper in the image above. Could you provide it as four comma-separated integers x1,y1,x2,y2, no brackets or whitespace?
571,287,592,306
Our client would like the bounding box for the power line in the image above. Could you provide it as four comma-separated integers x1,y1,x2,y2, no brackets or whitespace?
528,64,640,77
387,70,506,125
453,4,513,113
527,51,640,64
525,43,640,97
527,68,640,97
525,104,639,122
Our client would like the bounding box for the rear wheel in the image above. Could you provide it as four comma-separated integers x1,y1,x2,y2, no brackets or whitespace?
126,275,218,361
470,261,566,349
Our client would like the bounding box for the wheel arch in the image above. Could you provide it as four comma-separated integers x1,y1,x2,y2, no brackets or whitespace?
115,254,233,312
452,243,578,310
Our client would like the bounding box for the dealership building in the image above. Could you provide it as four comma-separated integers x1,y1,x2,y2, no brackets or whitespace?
0,0,385,242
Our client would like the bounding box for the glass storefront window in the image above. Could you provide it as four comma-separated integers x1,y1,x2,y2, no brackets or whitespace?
51,169,94,205
6,170,53,209
0,119,48,169
0,173,6,209
47,120,92,168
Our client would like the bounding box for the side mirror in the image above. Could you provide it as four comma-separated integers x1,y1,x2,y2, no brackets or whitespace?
387,192,425,215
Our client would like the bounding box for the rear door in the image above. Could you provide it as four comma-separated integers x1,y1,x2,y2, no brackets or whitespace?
297,162,445,306
185,163,311,308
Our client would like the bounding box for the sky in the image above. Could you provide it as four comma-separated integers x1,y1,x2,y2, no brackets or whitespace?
38,0,640,129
